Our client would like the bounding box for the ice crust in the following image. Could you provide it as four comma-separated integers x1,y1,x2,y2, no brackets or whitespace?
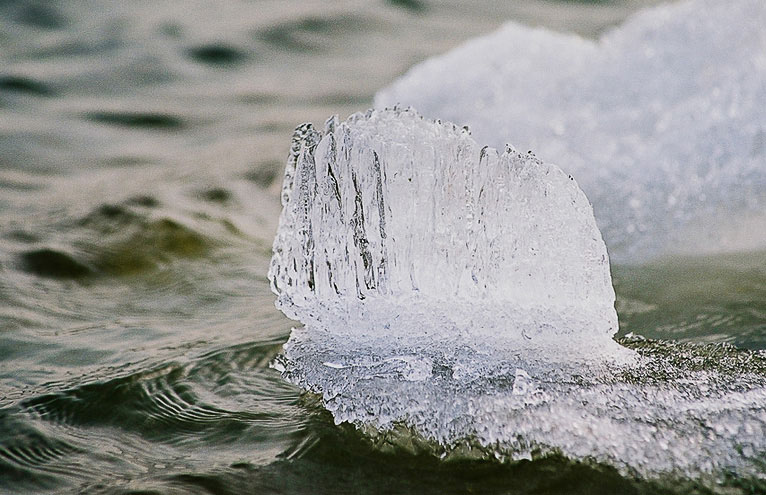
278,333,766,478
376,0,766,262
270,108,766,479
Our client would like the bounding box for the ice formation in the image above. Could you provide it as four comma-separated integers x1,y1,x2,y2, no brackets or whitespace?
376,0,766,262
270,108,766,479
269,107,626,360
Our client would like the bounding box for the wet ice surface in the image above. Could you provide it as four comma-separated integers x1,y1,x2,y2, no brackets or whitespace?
376,0,766,263
269,109,766,479
269,108,627,361
270,108,619,343
278,332,766,478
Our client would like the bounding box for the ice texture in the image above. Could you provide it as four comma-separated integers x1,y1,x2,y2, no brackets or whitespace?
269,107,623,355
277,333,766,479
376,0,766,262
270,108,766,480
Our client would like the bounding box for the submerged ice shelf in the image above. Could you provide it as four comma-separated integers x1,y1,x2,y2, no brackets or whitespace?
269,109,766,479
376,0,766,262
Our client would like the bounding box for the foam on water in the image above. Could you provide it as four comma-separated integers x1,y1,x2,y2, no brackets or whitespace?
376,0,766,262
269,108,766,479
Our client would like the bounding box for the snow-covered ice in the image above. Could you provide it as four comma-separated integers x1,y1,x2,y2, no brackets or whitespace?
376,0,766,262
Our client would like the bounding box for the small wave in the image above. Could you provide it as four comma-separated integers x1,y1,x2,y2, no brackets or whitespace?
186,43,248,67
386,0,428,13
0,338,310,493
18,248,94,279
84,111,187,131
0,425,78,470
18,339,300,444
21,364,230,441
14,200,214,280
10,2,68,30
0,75,56,97
257,15,368,53
0,412,84,491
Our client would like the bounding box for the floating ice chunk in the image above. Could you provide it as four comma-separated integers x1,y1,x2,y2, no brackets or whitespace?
269,108,766,479
268,106,629,451
269,107,624,357
376,0,766,262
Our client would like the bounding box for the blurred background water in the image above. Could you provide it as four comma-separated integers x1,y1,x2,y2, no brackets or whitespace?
0,1,763,493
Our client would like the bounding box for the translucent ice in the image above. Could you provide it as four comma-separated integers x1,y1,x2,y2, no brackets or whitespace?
270,108,766,480
376,0,766,262
269,107,625,358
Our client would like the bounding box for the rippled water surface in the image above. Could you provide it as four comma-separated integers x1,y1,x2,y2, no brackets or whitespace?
1,1,764,493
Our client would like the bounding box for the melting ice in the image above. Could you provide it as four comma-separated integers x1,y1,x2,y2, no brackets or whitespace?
376,0,766,262
269,108,766,479
270,108,624,357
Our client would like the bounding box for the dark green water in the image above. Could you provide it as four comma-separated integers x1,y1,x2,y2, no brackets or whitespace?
1,0,763,493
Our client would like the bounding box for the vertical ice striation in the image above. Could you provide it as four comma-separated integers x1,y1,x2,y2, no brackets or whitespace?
270,107,620,350
376,0,766,262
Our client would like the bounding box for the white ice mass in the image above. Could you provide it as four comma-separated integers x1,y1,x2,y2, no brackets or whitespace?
270,108,766,479
269,108,623,355
376,0,766,262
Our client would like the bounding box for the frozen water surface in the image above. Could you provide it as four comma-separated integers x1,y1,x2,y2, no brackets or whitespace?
270,109,766,479
376,0,766,262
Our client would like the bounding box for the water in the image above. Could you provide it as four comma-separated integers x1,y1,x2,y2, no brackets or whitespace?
0,1,763,493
